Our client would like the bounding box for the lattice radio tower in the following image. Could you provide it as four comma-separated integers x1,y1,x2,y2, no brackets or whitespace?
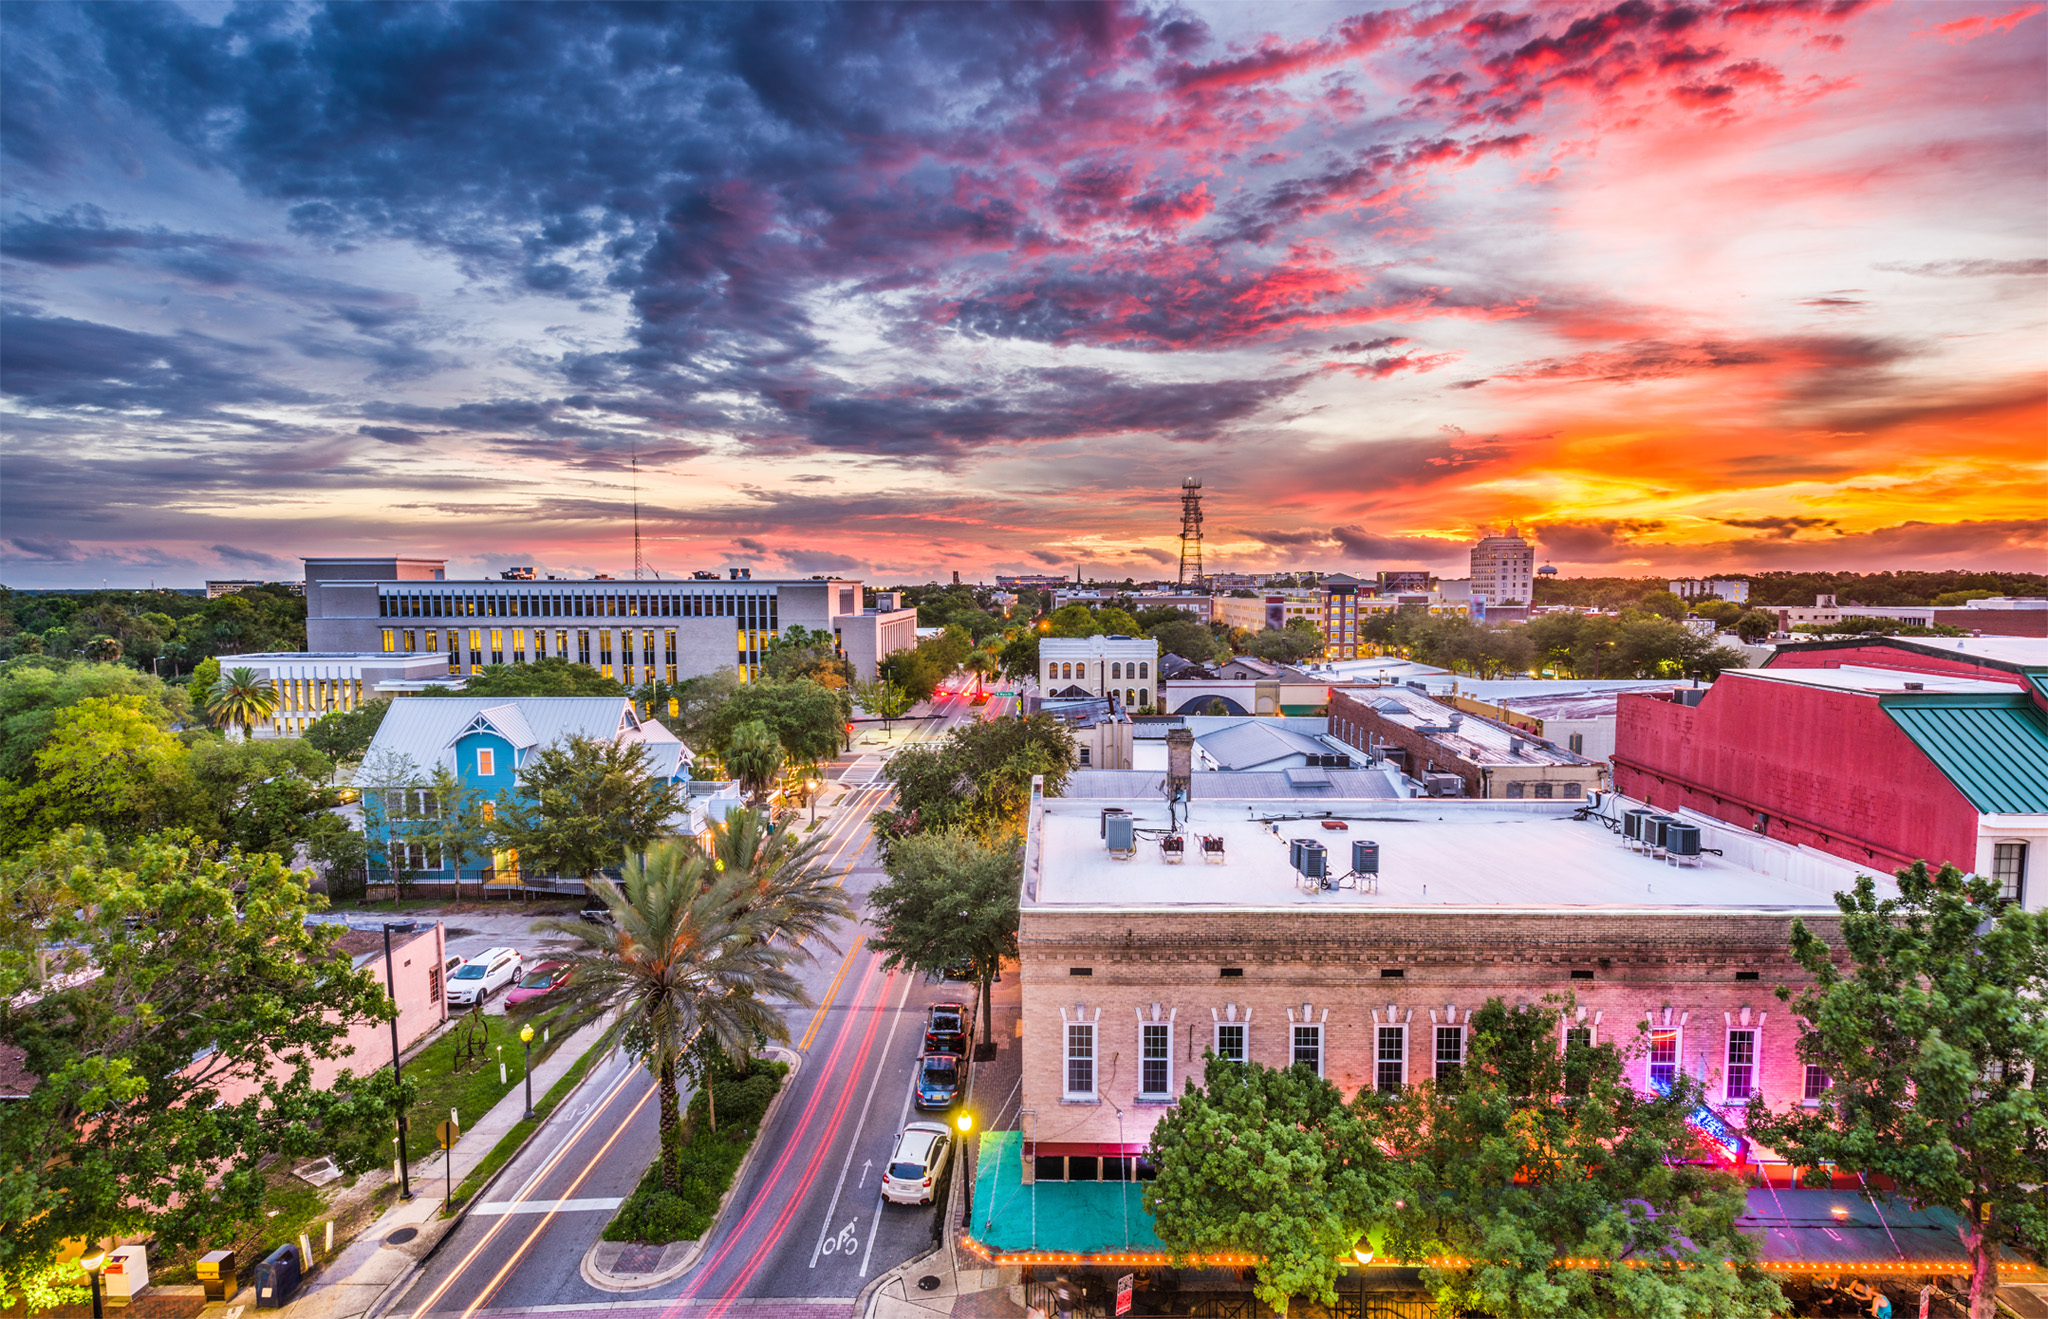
1177,477,1204,588
631,444,645,581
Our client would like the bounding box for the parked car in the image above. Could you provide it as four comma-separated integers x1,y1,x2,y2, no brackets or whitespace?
579,893,615,924
923,1003,967,1055
914,1053,960,1111
446,947,523,1006
881,1121,952,1206
504,960,571,1007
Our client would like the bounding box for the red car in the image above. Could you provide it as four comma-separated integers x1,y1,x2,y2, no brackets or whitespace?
505,960,572,1007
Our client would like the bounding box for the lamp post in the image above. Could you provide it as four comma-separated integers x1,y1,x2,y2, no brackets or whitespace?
520,1023,536,1119
382,923,413,1200
79,1250,105,1319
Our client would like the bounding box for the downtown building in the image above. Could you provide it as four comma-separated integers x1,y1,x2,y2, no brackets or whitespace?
303,556,915,686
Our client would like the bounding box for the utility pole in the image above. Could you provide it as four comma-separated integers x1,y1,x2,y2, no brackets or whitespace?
1176,477,1204,588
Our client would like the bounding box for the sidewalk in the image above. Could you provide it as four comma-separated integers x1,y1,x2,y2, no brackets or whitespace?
277,1013,619,1319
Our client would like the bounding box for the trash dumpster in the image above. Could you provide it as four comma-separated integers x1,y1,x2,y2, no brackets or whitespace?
253,1244,301,1309
197,1251,237,1302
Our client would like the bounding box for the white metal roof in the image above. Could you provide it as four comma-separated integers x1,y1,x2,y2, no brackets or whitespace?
360,697,684,778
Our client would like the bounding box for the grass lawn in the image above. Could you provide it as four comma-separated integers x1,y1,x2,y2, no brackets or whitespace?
397,1000,597,1162
445,1020,617,1214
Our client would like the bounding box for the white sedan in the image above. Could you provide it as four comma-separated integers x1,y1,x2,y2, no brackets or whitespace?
446,946,523,1007
881,1121,952,1206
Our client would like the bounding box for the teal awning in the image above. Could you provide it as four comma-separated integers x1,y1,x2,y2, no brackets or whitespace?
968,1132,1165,1256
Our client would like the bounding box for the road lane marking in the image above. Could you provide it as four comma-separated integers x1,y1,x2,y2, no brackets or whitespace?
456,1081,659,1319
856,1037,926,1280
675,955,884,1300
795,932,865,1054
470,1197,622,1214
399,1058,643,1319
807,969,917,1268
709,966,900,1314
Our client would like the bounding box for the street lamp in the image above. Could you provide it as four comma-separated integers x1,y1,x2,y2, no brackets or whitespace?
520,1023,536,1119
955,1111,975,1135
381,923,413,1200
78,1250,106,1319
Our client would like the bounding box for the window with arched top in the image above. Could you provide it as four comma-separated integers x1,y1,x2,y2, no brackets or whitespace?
1139,688,1149,706
1139,662,1149,679
1111,663,1122,680
1076,663,1086,679
1127,688,1137,705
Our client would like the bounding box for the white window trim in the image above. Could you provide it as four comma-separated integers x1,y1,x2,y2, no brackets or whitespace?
477,747,495,776
1213,1020,1247,1063
1375,1022,1409,1091
1722,1008,1767,1105
1645,1008,1686,1092
1287,1002,1329,1076
1061,1005,1101,1103
1138,1006,1175,1101
1433,1023,1465,1082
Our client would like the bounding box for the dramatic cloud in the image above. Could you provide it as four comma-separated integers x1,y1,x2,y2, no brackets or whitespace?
0,0,2041,583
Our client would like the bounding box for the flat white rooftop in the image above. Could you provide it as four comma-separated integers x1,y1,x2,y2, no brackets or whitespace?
1729,666,2020,696
1348,685,1593,767
1024,796,1879,913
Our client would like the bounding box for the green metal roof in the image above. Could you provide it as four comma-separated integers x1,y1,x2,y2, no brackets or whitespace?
969,1131,1165,1256
1882,694,2048,815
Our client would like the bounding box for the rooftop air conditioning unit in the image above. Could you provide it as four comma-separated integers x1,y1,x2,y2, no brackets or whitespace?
1664,823,1703,857
1105,813,1136,857
1296,840,1327,881
1623,808,1653,844
1352,839,1380,875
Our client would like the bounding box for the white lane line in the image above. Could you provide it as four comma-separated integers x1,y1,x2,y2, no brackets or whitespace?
857,1034,927,1280
470,1197,622,1215
808,969,918,1268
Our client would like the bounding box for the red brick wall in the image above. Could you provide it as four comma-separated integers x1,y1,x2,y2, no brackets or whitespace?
1612,677,1979,874
1329,688,1482,794
1933,609,2047,637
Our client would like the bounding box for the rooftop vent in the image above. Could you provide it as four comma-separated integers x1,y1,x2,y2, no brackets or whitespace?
1509,736,1526,756
1904,681,1924,690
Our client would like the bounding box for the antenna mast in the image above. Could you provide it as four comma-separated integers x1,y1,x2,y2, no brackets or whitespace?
632,445,645,581
1177,477,1204,588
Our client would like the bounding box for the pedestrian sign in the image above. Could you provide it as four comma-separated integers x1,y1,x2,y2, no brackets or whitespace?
1115,1274,1133,1316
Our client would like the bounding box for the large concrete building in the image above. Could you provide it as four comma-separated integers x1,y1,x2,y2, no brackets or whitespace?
1470,528,1535,609
1210,592,1318,634
214,651,460,736
1613,636,2048,904
303,557,914,685
1040,634,1160,708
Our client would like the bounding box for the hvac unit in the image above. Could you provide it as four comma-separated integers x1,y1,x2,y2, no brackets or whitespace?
1622,808,1653,845
1663,823,1703,857
1296,840,1327,881
1100,807,1131,839
1289,837,1307,870
1352,840,1380,874
1647,815,1682,851
1105,813,1136,856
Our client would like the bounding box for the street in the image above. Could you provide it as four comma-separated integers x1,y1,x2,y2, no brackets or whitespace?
382,682,1009,1319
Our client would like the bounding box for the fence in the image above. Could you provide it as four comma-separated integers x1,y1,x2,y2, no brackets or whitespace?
1021,1276,1438,1319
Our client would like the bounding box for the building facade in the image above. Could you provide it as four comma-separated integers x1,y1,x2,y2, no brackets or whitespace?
1210,592,1319,633
1470,529,1535,608
1014,783,1879,1178
215,651,460,737
1328,684,1603,798
1317,573,1371,660
304,557,914,684
1669,578,1750,604
1612,638,2048,905
1041,635,1160,708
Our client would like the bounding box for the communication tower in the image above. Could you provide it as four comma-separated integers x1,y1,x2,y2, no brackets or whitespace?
1177,478,1204,588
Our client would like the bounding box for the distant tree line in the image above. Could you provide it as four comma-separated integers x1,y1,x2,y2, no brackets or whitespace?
0,585,307,674
1535,570,2044,610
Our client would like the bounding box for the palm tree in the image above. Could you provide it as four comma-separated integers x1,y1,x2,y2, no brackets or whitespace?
963,649,997,698
206,666,279,740
707,808,856,953
725,719,785,807
542,843,807,1190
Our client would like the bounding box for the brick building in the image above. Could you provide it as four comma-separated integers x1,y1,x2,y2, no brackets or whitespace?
1011,782,1877,1190
1327,683,1602,798
1612,637,2047,906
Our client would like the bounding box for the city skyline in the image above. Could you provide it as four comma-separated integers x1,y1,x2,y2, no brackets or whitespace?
3,1,2044,588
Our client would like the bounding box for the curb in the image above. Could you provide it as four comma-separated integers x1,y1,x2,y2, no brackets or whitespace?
859,1112,971,1319
578,1044,804,1292
366,1027,623,1319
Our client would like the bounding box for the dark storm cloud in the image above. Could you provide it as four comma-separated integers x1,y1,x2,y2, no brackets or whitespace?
1535,519,1669,560
0,311,315,415
7,535,82,562
1329,527,1463,561
1236,528,1331,548
1716,515,1837,537
209,543,285,567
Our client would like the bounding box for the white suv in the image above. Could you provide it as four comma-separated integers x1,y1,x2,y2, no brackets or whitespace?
446,947,523,1006
881,1122,952,1206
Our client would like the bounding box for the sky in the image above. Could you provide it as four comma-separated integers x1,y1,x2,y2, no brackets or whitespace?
2,0,2043,588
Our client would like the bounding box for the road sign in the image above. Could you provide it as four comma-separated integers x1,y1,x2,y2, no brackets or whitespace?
436,1120,460,1149
1115,1274,1134,1316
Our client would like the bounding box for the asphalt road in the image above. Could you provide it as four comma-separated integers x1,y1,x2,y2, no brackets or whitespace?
389,683,1007,1318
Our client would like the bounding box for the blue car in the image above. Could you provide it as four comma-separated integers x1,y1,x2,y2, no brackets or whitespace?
914,1053,961,1111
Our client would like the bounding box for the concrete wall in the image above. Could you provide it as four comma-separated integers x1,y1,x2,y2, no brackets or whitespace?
838,608,918,680
1611,679,1981,874
1018,904,1832,1153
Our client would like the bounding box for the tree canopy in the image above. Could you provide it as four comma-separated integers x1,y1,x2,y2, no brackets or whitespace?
0,830,401,1298
495,735,682,878
704,678,848,769
879,714,1074,837
432,656,623,698
303,697,392,763
1743,862,2047,1319
865,828,1020,1042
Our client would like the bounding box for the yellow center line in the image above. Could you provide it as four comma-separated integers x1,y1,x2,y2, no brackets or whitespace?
795,930,867,1054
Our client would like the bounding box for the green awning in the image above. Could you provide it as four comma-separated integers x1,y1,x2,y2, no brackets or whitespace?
968,1132,1165,1256
1882,694,2048,814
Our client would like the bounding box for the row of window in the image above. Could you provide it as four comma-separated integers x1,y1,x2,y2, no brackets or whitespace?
1502,780,1585,799
382,627,755,682
1047,661,1150,680
379,589,779,624
1062,1020,1827,1106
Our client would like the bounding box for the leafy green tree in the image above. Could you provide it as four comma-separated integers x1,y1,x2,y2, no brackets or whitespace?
852,677,914,737
495,735,683,880
645,668,740,747
706,808,856,954
1044,603,1142,638
81,634,122,663
184,736,339,858
1365,998,1779,1319
761,626,855,690
419,765,498,897
541,845,803,1176
706,679,848,771
1147,1055,1393,1314
354,749,427,898
1734,610,1777,643
724,720,786,806
1637,589,1689,621
204,665,280,739
435,657,623,698
0,660,187,781
1743,862,2046,1319
1149,619,1223,666
866,828,1019,1043
0,830,403,1292
880,714,1074,837
963,648,997,696
304,697,393,763
0,695,191,846
1246,618,1326,665
996,631,1041,683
